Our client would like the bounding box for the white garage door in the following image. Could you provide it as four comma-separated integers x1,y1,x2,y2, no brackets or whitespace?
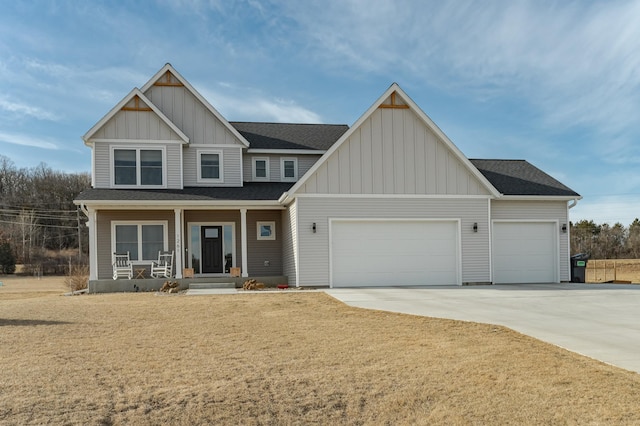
330,220,459,287
493,222,557,284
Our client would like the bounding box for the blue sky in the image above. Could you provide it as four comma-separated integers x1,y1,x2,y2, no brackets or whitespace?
1,1,640,225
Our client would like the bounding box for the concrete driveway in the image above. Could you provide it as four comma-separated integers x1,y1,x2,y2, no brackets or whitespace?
326,283,640,374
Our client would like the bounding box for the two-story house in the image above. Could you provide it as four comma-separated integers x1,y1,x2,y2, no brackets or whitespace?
75,64,580,292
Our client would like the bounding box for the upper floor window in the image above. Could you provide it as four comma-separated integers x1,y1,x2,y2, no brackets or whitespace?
252,157,270,181
113,148,164,187
281,157,298,181
197,150,223,183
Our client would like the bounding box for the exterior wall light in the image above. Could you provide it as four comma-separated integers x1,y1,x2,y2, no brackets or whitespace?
312,222,316,233
473,222,478,233
562,223,567,233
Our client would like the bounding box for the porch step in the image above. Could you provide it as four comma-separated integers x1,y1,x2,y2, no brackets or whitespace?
189,282,236,290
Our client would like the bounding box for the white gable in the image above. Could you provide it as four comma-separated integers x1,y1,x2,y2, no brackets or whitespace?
287,85,498,198
141,65,250,147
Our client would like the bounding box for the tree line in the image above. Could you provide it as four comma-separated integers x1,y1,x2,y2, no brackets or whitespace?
0,155,90,269
570,219,640,260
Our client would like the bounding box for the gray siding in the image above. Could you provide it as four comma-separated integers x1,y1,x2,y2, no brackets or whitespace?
246,210,283,276
93,142,182,189
282,200,298,286
491,200,570,281
298,108,490,196
144,85,245,146
96,210,175,280
243,154,322,182
92,109,183,141
296,197,490,286
183,145,242,186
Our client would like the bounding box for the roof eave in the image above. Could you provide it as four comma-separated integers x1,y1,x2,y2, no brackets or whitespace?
498,195,582,201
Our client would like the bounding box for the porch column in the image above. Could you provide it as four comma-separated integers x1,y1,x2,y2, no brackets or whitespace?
174,208,183,279
87,207,98,281
240,208,249,277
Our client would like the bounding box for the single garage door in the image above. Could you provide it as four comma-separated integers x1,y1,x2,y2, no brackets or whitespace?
330,220,459,287
493,222,557,284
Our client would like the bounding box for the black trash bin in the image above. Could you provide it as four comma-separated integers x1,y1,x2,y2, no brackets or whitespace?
570,253,589,283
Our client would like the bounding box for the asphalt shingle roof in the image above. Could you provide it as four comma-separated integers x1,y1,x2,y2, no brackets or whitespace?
75,182,294,202
230,122,349,150
470,159,580,197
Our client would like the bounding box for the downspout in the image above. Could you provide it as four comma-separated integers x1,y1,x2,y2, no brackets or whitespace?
568,198,578,209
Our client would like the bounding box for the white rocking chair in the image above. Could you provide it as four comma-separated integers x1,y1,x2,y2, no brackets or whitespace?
150,250,174,279
112,252,133,280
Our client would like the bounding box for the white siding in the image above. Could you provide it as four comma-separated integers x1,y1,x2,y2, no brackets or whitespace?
282,200,298,286
144,85,245,146
491,200,570,281
183,145,242,186
243,154,322,182
296,197,490,286
298,108,489,196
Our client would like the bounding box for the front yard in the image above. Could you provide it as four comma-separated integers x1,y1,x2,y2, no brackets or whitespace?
1,277,640,424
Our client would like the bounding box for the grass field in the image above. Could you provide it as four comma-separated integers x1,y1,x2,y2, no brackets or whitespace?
2,276,640,424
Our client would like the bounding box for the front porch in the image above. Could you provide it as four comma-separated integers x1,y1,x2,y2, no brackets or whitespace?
88,275,289,293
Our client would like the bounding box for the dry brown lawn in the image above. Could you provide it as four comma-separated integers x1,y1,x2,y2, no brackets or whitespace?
2,277,640,425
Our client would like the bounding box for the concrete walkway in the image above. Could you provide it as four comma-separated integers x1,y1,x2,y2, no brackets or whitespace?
326,284,640,374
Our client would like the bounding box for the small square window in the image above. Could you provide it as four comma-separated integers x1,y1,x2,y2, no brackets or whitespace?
281,157,298,181
253,157,269,180
257,221,276,240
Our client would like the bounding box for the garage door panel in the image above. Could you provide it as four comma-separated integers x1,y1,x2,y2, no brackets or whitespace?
331,220,459,287
493,222,557,284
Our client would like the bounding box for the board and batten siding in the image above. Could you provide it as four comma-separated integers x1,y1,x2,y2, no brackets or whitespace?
92,110,184,141
297,108,490,196
93,142,182,189
491,200,570,282
96,210,175,280
295,197,490,286
144,85,245,146
282,200,298,286
243,154,322,182
183,145,242,186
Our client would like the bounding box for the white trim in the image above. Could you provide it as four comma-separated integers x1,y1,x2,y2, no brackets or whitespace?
248,149,327,155
499,195,583,201
91,138,185,144
491,219,560,284
293,193,493,199
111,220,169,262
87,207,98,281
174,209,183,279
74,201,285,209
91,148,96,188
280,157,298,182
110,146,167,189
328,218,462,288
196,149,224,184
488,199,493,284
256,221,276,240
293,199,300,287
186,222,236,274
140,64,250,148
240,209,248,277
252,157,270,181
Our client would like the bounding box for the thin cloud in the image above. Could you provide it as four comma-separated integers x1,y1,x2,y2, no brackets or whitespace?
199,87,323,123
0,97,59,121
0,131,59,150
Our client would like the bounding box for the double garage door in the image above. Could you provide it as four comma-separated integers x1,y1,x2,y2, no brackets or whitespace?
330,220,459,287
330,220,559,287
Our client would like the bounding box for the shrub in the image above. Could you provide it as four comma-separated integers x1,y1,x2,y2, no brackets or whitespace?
0,241,16,274
65,264,89,292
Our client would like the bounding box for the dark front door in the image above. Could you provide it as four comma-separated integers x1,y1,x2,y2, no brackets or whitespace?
201,226,223,273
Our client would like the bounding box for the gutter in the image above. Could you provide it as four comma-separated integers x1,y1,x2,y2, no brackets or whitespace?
568,198,579,209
